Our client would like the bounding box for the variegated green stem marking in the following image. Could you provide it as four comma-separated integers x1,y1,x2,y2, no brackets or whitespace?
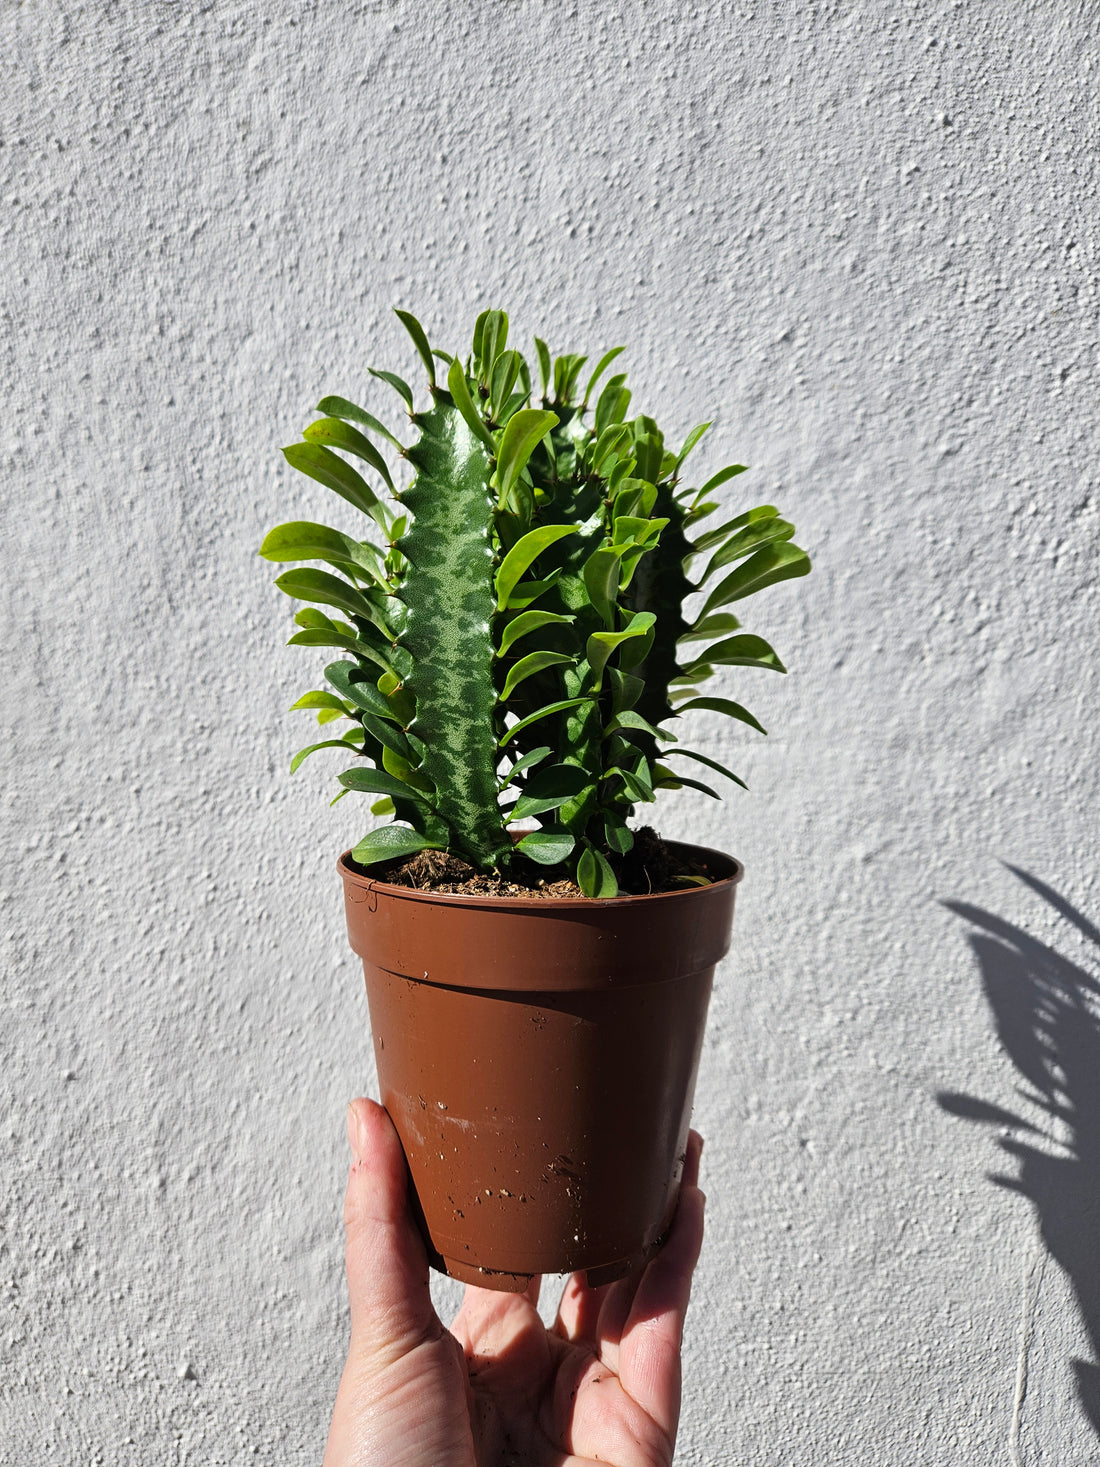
397,395,510,869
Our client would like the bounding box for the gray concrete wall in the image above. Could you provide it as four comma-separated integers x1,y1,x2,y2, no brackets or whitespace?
3,1,1098,1461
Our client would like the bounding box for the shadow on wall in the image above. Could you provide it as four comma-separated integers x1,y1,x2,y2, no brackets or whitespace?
937,867,1100,1442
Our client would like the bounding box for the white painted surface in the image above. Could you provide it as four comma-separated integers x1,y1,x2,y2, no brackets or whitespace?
3,2,1098,1461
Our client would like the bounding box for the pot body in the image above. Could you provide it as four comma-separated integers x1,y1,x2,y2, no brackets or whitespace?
338,842,742,1291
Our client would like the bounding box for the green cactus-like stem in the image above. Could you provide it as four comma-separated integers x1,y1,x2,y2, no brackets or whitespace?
624,480,692,733
397,394,510,869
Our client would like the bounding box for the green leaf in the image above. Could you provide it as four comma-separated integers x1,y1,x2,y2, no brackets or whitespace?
380,742,432,791
511,763,590,820
552,352,586,405
281,442,390,531
662,747,750,789
503,571,563,610
608,459,635,493
691,464,749,504
682,634,787,674
669,667,713,691
394,308,436,388
505,478,535,525
368,367,415,411
498,389,530,426
675,422,711,470
294,607,335,629
500,745,552,789
497,610,574,658
303,417,396,495
697,518,795,585
445,357,496,451
489,350,523,420
611,515,667,547
275,567,393,631
604,732,632,765
475,309,509,381
592,423,633,474
629,754,654,797
654,771,722,800
471,310,488,370
684,500,720,525
700,542,812,616
606,709,675,742
581,346,626,406
389,642,416,680
586,611,656,689
673,697,768,734
616,543,656,594
582,547,621,629
289,734,364,773
688,505,777,554
530,335,551,396
533,337,551,397
495,409,559,510
337,766,432,804
500,650,573,702
608,668,644,715
316,395,404,452
577,845,618,899
613,477,657,520
499,698,590,747
376,671,415,724
324,660,399,721
678,613,742,643
603,813,634,855
610,762,656,804
595,375,631,435
618,625,655,672
289,691,350,715
287,627,393,671
515,827,575,865
351,825,442,866
633,419,664,485
360,711,413,762
494,524,577,610
370,798,396,817
260,521,387,586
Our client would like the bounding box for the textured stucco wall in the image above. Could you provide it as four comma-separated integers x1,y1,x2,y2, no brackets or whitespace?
3,1,1099,1462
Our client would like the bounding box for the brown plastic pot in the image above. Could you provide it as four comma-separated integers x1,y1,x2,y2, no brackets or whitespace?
338,841,743,1292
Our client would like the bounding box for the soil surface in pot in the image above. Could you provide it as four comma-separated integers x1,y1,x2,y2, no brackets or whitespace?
363,825,715,897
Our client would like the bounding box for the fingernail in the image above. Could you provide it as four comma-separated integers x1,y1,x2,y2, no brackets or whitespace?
346,1102,364,1163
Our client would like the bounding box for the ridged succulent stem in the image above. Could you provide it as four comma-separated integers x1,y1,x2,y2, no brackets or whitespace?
397,394,510,869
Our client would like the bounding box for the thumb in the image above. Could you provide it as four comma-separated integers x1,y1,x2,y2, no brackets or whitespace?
343,1097,440,1359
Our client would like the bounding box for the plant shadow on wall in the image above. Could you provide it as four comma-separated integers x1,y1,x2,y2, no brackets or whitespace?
938,867,1100,1441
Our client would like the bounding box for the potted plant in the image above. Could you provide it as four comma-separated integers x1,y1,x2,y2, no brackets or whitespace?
260,308,810,1289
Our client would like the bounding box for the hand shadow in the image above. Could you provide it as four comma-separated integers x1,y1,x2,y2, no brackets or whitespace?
937,867,1100,1439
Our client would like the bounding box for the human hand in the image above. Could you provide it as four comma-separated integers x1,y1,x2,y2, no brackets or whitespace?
323,1098,707,1467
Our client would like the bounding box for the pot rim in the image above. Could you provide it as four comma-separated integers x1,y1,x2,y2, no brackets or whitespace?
337,838,744,912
